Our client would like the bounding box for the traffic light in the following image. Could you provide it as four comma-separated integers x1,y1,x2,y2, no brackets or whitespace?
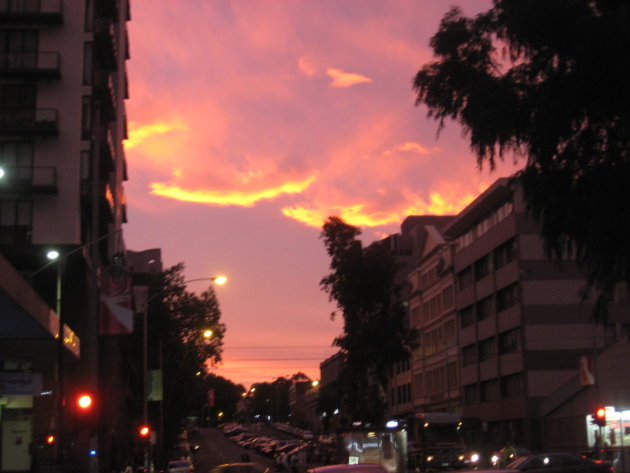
593,407,607,427
45,434,56,446
138,425,151,438
77,394,93,410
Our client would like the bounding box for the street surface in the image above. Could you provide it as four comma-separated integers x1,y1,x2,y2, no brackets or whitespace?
189,426,276,472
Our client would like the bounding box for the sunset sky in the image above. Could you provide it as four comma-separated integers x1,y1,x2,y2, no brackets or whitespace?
123,0,519,388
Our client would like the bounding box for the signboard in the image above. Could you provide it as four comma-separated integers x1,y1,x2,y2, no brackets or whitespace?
0,373,42,395
147,370,163,401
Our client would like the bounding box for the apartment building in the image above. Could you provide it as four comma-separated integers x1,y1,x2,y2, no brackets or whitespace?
0,1,131,471
441,178,630,452
383,216,454,420
407,219,459,416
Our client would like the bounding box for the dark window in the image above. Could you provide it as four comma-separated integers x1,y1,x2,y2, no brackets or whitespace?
0,29,38,69
459,305,474,328
479,337,495,361
0,199,32,244
83,42,93,85
464,384,478,405
474,254,491,281
501,373,524,399
457,266,473,290
499,328,520,354
0,84,36,109
81,96,92,139
496,284,518,312
0,142,33,183
480,379,500,402
462,344,476,366
494,238,517,270
476,296,493,321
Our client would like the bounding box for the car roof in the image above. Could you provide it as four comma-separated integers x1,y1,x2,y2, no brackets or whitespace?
308,464,388,473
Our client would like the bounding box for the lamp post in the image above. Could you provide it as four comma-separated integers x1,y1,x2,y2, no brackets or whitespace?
141,275,226,468
40,229,123,473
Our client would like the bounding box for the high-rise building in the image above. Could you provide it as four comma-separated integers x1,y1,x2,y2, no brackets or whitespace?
0,1,131,471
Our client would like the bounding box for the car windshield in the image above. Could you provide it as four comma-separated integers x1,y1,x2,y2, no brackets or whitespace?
506,457,529,469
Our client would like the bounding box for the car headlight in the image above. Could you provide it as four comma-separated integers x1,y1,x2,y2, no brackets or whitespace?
427,456,434,462
491,455,499,465
470,453,480,463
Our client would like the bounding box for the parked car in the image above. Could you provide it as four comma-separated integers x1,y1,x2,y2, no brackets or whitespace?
467,453,613,473
307,464,388,473
209,462,270,473
167,459,194,473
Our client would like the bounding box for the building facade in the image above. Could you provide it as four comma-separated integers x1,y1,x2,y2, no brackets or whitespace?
0,0,132,471
441,178,630,453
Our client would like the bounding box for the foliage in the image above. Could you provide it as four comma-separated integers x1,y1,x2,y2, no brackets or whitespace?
320,217,415,423
146,263,226,445
412,0,630,310
246,373,309,422
204,373,245,422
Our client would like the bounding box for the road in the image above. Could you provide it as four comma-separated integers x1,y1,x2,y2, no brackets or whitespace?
189,426,276,472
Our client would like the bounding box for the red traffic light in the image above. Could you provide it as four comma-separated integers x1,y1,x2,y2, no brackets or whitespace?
46,434,55,445
76,393,93,410
593,407,607,427
139,425,150,437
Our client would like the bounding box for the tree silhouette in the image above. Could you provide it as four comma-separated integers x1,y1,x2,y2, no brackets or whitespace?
413,0,630,312
320,217,415,424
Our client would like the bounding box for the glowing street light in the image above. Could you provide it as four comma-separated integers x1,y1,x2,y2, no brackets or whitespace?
213,275,227,285
203,329,213,339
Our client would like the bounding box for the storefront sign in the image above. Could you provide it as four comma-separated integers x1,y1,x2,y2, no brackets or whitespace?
0,373,42,395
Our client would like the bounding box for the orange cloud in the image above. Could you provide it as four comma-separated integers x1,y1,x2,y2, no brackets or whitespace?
326,68,373,88
125,120,188,150
282,181,491,229
150,175,317,207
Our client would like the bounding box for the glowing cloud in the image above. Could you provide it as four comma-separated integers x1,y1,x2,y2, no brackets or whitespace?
150,175,316,207
298,56,319,77
125,120,188,150
326,68,373,88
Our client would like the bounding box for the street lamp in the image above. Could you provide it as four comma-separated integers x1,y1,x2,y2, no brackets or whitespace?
141,276,227,466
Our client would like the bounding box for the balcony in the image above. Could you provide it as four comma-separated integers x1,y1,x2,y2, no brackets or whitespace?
0,108,59,136
0,52,61,79
95,0,118,21
94,71,116,121
0,166,58,194
94,19,118,71
99,127,115,174
0,0,63,24
80,180,114,223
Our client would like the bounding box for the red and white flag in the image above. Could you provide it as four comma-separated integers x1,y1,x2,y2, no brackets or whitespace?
99,273,133,334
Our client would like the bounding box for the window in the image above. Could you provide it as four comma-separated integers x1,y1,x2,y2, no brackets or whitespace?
457,266,473,290
479,337,496,361
81,96,93,139
474,254,491,281
0,30,38,69
476,296,493,321
444,319,456,347
496,284,518,312
83,42,93,85
499,328,520,354
460,305,474,328
0,84,36,111
480,379,500,402
0,200,32,244
462,344,476,366
447,361,458,388
494,238,517,270
464,384,478,405
442,285,454,310
501,373,524,398
0,142,33,183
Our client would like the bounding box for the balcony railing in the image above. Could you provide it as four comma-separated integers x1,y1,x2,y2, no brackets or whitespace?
0,108,59,136
0,166,58,194
0,0,63,24
0,52,61,79
94,19,118,71
100,127,115,174
94,71,116,120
